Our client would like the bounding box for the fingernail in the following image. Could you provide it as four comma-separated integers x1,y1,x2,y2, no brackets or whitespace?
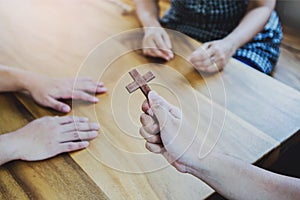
92,97,99,102
82,117,89,122
90,131,98,138
83,141,89,148
98,87,107,92
62,105,71,113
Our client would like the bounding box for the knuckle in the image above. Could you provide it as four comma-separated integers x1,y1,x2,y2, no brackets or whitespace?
41,97,50,105
145,142,151,151
220,55,226,62
151,124,159,134
139,127,145,137
73,132,80,139
67,143,75,151
215,48,221,54
67,116,75,122
139,114,144,123
70,123,77,131
85,132,91,139
148,135,157,143
87,123,93,130
140,127,147,139
78,142,85,149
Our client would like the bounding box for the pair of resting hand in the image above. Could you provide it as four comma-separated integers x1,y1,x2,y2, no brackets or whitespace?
135,0,277,73
0,66,106,165
143,27,235,73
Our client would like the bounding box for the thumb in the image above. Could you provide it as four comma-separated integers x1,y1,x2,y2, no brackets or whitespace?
148,90,170,109
148,91,170,130
148,91,181,119
45,97,71,113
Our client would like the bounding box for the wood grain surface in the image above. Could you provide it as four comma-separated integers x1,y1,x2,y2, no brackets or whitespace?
0,1,299,199
0,94,108,200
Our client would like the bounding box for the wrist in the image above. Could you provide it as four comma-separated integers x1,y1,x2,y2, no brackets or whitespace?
13,69,36,92
0,132,20,165
223,36,239,55
143,24,164,38
3,68,28,92
19,71,42,94
185,150,220,180
185,156,208,178
141,16,161,28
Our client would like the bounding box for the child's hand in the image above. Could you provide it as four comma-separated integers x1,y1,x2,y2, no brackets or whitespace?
9,116,99,162
143,27,174,61
26,76,107,113
189,39,236,73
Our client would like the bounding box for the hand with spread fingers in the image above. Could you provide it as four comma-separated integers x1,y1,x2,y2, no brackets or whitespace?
0,65,104,165
0,65,107,113
0,116,99,165
188,39,237,74
143,27,174,61
27,76,107,113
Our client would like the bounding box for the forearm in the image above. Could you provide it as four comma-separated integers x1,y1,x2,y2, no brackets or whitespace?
187,152,300,200
224,0,275,51
0,65,34,93
0,132,19,165
134,0,161,27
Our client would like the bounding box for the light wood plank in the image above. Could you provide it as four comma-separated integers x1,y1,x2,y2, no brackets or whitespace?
0,94,108,200
0,1,299,199
16,52,279,199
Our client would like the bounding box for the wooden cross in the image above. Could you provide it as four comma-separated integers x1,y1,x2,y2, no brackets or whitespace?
126,69,155,98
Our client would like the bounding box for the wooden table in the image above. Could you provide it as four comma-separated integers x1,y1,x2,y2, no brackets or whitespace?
0,1,300,199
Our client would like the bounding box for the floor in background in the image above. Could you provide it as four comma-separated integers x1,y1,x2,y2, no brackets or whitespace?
272,26,300,91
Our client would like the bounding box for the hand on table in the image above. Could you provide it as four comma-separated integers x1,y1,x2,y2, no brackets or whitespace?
27,76,107,113
142,27,174,61
8,116,99,162
188,39,236,73
140,91,200,173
